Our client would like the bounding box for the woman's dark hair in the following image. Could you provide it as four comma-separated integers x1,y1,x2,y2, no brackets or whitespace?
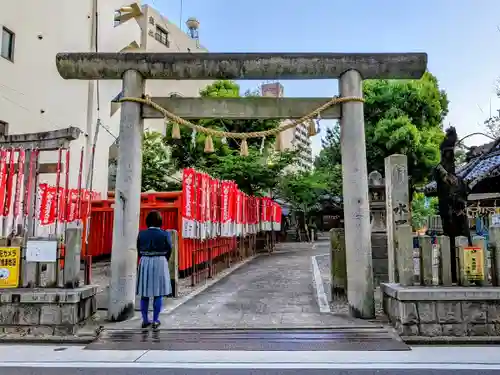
145,210,163,228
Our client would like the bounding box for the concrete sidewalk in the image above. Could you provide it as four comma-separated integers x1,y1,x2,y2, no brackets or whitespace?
114,244,374,330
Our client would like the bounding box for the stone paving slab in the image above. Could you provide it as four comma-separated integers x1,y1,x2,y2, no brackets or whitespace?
114,245,377,330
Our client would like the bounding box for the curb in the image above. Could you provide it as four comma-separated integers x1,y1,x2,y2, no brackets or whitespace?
402,335,500,345
0,335,96,345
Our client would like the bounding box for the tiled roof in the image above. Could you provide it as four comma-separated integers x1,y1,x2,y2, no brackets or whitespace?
424,140,500,195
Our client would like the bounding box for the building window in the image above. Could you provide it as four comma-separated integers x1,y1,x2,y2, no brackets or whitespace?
0,121,8,136
155,26,169,47
1,27,15,61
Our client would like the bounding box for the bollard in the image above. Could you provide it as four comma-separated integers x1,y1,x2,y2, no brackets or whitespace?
472,236,488,286
419,236,434,286
395,224,413,286
330,228,347,299
437,235,452,286
490,226,500,286
63,227,82,288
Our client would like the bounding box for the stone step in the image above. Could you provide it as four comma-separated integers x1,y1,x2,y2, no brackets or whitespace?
85,327,409,351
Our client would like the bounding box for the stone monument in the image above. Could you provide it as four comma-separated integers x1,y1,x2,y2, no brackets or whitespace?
368,171,388,284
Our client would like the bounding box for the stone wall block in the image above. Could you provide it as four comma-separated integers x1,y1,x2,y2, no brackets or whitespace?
468,324,494,336
40,305,62,325
61,305,78,325
419,323,442,336
30,326,54,336
436,302,462,323
18,305,41,325
54,325,78,336
398,301,418,325
417,302,437,323
0,304,18,324
487,302,500,323
462,302,487,323
442,323,467,336
395,321,419,336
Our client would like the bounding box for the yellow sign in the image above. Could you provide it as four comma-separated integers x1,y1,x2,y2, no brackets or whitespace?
0,247,20,288
463,246,484,281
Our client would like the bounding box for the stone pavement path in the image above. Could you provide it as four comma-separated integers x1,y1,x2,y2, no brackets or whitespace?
116,243,377,329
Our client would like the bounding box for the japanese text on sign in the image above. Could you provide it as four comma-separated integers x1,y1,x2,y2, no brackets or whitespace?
0,247,20,288
463,246,484,281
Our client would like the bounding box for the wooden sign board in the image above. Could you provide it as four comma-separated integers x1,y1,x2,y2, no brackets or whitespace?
463,246,484,281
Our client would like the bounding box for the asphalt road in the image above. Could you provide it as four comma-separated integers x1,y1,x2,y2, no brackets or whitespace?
1,368,499,375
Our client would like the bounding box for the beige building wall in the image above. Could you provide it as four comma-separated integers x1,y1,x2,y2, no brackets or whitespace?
260,82,313,171
1,1,211,198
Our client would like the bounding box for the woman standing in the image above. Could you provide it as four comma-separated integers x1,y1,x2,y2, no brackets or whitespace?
136,210,172,329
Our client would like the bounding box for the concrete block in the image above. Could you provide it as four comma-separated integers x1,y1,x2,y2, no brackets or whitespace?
398,301,418,325
468,323,494,336
487,302,500,323
40,305,62,325
54,325,77,336
442,323,467,337
417,302,437,323
30,326,54,336
462,302,487,323
18,305,41,325
61,305,78,325
395,321,419,336
0,304,17,324
436,302,462,324
419,323,442,336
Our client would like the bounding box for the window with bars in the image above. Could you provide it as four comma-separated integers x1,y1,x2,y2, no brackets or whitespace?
154,25,169,47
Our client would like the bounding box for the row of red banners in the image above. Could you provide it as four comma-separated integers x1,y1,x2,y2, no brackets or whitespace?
181,168,282,239
37,184,101,226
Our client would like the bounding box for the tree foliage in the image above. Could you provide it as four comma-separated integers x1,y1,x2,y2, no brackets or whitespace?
316,72,449,194
141,130,179,192
277,170,329,213
411,192,438,231
207,149,298,196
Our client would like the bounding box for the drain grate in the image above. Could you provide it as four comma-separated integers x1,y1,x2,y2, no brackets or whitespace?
85,327,409,351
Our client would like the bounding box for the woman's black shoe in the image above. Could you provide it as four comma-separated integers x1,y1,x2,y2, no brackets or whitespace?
141,322,152,329
152,321,161,330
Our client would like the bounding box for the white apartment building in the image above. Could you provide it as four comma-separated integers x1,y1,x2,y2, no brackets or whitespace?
1,0,209,196
261,82,314,171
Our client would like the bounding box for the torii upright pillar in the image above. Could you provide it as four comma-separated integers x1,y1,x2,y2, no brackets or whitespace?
56,52,427,320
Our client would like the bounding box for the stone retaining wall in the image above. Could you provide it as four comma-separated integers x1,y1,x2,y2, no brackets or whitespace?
0,286,97,336
382,283,500,337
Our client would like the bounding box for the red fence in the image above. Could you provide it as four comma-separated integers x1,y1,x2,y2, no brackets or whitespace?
87,169,283,277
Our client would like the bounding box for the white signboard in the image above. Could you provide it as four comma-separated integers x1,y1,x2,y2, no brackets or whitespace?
492,214,500,227
26,240,58,263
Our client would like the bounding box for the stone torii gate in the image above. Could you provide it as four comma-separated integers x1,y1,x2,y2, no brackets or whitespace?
56,52,427,321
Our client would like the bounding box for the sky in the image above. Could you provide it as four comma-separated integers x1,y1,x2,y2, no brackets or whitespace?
144,0,500,156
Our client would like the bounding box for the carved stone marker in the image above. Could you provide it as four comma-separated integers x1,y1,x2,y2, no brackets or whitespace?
384,154,410,283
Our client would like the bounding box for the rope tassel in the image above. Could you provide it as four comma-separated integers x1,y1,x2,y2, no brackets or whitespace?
171,122,181,139
204,135,215,153
308,119,317,137
240,139,249,156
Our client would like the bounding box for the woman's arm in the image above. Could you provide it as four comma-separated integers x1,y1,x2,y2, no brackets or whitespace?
164,231,172,261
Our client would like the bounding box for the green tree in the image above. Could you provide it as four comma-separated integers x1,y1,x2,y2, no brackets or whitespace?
141,130,179,192
314,123,343,196
166,80,280,169
411,192,438,231
363,72,448,188
207,149,298,196
277,170,329,215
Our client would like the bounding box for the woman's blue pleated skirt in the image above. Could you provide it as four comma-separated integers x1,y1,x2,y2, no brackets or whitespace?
136,256,172,298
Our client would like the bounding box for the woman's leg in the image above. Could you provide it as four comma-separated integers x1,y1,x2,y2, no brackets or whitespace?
140,297,150,325
153,296,162,323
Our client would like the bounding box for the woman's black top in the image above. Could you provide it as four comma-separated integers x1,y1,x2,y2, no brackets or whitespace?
137,227,172,260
